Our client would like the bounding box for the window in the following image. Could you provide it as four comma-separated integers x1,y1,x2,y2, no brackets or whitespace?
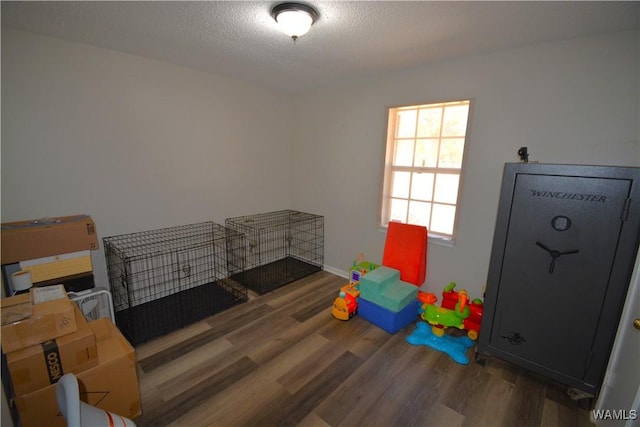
380,100,471,240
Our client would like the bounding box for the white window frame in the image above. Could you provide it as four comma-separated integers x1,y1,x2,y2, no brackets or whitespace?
379,99,472,243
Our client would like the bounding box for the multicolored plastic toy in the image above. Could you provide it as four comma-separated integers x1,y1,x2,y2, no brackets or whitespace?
332,290,358,320
419,282,483,340
407,321,474,364
407,282,484,364
349,253,380,284
439,282,484,340
332,254,379,321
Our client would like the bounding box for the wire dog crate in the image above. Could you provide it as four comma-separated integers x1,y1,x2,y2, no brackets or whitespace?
103,222,247,345
225,210,324,295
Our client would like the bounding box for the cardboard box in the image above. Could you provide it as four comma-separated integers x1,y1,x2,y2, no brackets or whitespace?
1,214,98,265
6,304,98,396
20,250,93,283
15,318,141,427
1,285,77,353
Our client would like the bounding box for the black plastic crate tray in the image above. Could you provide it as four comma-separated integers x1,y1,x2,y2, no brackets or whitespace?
229,256,321,295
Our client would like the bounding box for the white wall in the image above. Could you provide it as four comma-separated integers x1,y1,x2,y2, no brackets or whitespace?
2,29,639,299
1,387,12,427
1,24,639,427
2,26,639,427
594,251,640,424
1,29,294,288
291,30,640,297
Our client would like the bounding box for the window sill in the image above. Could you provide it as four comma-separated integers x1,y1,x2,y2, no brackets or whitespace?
428,234,455,247
376,225,456,247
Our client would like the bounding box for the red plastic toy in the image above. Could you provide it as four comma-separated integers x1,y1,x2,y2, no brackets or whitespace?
382,222,428,286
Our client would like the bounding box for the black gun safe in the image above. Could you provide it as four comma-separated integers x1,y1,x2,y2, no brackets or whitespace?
478,163,640,396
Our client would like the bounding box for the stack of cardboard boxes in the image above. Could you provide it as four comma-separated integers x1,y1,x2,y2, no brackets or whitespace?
0,215,141,426
1,214,99,293
1,285,141,426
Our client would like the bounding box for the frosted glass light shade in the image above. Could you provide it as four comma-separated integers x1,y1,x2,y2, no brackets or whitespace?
276,10,313,38
272,3,318,40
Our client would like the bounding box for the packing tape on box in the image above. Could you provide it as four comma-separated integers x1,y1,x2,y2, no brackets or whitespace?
12,270,33,292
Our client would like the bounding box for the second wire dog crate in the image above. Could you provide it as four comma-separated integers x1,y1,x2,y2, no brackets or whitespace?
104,221,247,345
225,210,324,294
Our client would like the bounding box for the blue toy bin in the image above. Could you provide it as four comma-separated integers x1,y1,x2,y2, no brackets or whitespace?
358,298,419,334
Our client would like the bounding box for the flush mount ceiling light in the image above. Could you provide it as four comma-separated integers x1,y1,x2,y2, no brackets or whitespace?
271,2,318,41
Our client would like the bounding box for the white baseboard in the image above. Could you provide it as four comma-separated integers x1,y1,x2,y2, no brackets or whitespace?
323,265,348,279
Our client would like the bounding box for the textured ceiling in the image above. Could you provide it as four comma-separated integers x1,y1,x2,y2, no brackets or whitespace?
2,1,639,93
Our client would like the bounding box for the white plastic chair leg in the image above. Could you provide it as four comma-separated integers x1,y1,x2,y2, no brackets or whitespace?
56,373,136,427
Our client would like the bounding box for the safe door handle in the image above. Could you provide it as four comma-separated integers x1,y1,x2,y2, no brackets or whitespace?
535,241,580,274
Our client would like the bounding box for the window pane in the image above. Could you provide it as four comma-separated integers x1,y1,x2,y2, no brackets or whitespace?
408,201,430,227
431,203,456,235
415,139,438,168
439,138,465,168
442,104,469,136
396,110,417,138
434,173,459,204
383,100,470,237
394,139,414,166
391,171,410,198
417,107,442,137
390,198,408,223
410,172,434,201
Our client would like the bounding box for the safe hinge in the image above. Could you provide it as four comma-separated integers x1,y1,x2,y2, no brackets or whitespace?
621,198,631,221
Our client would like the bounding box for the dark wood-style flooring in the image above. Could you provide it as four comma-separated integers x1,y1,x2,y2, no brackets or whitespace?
133,271,593,427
